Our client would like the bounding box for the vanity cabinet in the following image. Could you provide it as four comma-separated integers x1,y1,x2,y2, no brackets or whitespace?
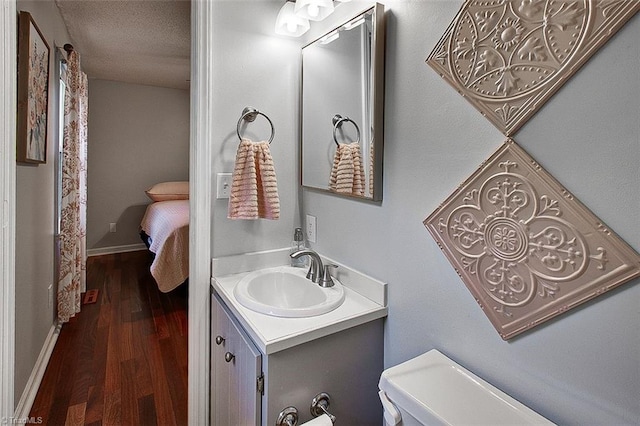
211,291,384,426
211,293,262,425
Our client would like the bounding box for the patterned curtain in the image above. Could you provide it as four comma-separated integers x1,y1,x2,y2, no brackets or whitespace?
57,50,88,323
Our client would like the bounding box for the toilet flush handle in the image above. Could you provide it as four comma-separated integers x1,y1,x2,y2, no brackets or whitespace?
378,390,401,425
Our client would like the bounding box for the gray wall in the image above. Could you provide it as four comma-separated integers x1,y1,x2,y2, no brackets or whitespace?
87,79,190,251
210,1,301,257
14,0,70,404
300,2,639,424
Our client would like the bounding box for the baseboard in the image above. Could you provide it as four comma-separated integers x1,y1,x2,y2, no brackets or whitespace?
14,323,61,419
87,243,147,258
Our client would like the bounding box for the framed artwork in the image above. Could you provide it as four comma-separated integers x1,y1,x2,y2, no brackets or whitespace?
17,11,50,164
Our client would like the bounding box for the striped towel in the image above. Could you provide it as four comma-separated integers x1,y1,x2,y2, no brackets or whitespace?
369,140,374,197
329,142,364,196
228,139,280,220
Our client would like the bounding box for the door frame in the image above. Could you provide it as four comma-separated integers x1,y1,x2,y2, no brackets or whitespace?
1,0,17,419
189,1,213,423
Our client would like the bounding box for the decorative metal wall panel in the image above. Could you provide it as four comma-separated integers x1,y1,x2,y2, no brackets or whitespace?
426,1,640,136
424,140,640,339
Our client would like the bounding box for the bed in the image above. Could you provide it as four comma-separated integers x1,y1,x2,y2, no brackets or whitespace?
140,199,189,292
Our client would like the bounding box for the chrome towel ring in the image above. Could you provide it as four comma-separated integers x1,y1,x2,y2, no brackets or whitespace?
237,106,275,144
332,114,360,146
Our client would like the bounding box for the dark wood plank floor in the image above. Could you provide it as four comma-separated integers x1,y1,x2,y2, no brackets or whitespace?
29,251,188,426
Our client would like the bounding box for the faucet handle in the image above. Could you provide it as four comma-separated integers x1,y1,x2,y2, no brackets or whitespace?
320,264,338,288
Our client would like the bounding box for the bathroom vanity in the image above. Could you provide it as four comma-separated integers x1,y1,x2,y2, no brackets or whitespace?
210,249,387,425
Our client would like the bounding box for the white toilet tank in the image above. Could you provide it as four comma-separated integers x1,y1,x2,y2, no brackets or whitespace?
378,349,554,426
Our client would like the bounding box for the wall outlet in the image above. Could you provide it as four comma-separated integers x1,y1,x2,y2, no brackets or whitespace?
109,222,117,233
216,173,233,199
306,214,317,243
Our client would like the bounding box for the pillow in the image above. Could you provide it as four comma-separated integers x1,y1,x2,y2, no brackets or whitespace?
145,181,189,201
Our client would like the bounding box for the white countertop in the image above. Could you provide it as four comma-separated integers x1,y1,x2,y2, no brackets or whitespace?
211,248,388,355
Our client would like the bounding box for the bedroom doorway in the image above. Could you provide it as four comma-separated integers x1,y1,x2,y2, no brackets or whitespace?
39,2,192,423
1,0,210,422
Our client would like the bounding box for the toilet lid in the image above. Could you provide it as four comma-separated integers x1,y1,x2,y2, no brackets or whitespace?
378,349,554,425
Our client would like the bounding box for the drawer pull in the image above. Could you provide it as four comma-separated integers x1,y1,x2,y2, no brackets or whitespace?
225,352,235,363
215,336,225,345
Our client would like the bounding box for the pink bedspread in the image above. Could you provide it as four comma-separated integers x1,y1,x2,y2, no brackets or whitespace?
140,200,189,292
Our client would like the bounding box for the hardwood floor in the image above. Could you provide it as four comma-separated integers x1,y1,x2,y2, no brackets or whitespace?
29,251,188,426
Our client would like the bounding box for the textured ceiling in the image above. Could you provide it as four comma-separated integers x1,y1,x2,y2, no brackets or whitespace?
55,0,191,90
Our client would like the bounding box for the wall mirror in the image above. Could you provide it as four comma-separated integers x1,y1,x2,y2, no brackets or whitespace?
301,3,385,201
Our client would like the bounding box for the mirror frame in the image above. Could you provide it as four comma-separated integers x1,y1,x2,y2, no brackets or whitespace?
300,3,385,202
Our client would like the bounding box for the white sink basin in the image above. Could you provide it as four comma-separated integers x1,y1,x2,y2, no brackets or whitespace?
233,266,345,318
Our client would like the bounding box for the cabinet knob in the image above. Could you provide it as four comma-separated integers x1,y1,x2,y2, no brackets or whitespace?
224,352,235,363
215,336,225,345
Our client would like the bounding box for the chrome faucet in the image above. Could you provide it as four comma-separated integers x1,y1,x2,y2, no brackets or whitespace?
290,249,323,283
290,249,337,287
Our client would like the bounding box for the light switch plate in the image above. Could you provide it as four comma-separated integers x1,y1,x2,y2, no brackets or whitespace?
216,173,232,199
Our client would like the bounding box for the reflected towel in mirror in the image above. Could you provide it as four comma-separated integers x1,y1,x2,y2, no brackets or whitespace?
329,142,364,196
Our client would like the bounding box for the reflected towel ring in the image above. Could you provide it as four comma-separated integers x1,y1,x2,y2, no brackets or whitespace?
237,107,275,144
332,114,360,146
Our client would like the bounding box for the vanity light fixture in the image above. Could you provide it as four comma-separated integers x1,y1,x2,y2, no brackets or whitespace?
275,0,310,37
295,0,334,22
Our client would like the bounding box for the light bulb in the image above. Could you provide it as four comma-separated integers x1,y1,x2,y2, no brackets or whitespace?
275,1,309,37
307,4,319,18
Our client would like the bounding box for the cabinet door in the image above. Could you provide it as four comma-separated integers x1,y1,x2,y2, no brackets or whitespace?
211,293,262,426
211,293,233,426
